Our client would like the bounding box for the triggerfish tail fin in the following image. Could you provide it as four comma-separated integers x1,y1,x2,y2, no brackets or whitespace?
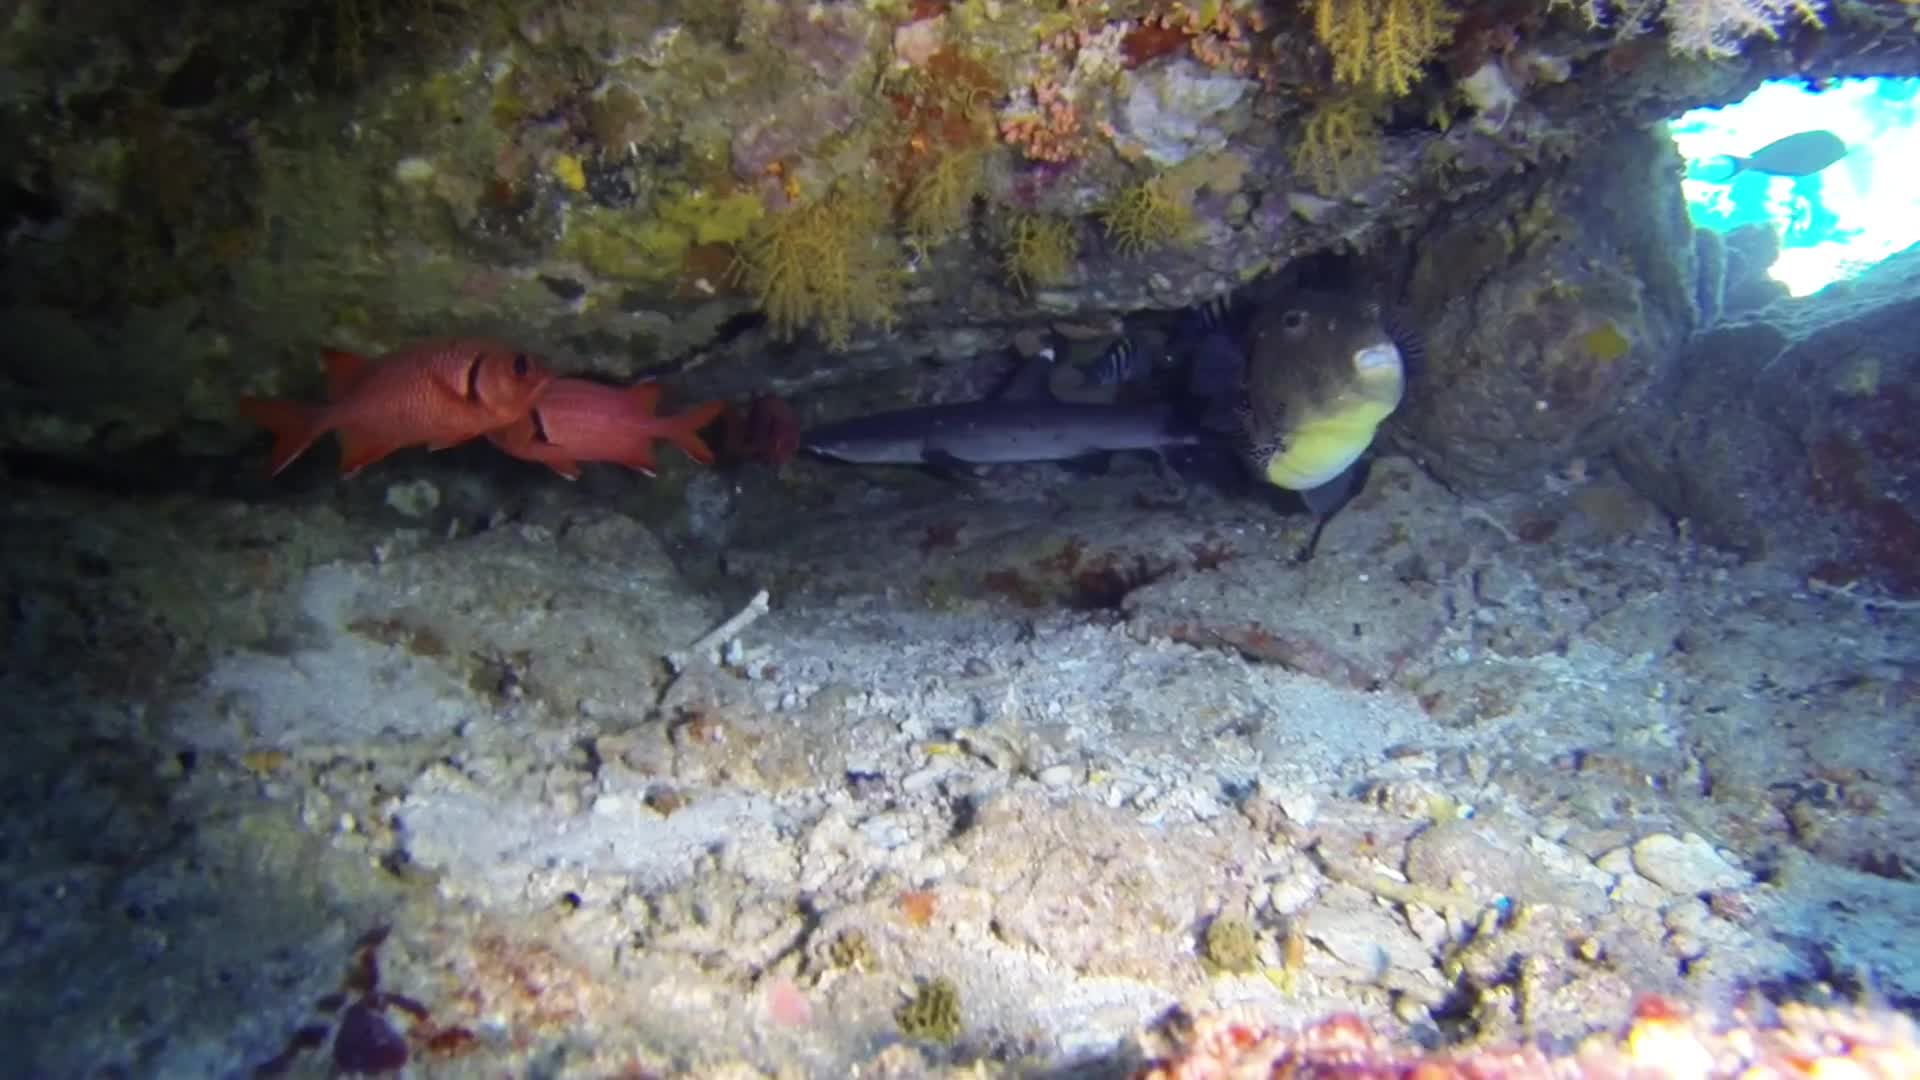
236,396,324,477
662,400,727,465
320,349,374,401
1294,460,1370,563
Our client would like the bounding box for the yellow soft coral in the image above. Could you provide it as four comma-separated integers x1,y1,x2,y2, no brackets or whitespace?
734,185,903,351
1290,98,1384,195
1311,0,1456,98
1000,212,1079,296
904,147,986,247
1098,176,1195,258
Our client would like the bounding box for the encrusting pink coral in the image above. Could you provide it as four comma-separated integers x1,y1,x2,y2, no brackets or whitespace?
1134,996,1920,1079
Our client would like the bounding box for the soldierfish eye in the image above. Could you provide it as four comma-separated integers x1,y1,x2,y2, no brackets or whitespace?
512,352,530,377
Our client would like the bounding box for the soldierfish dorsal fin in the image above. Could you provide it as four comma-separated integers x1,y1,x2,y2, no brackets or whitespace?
321,350,374,401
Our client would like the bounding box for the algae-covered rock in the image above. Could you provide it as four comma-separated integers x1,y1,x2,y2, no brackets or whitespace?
896,976,963,1043
2,0,1919,472
1200,915,1259,976
1615,243,1920,598
1394,126,1697,493
1720,222,1793,316
1691,227,1727,327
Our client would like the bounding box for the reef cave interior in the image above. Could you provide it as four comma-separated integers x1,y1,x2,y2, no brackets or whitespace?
2,0,1918,1075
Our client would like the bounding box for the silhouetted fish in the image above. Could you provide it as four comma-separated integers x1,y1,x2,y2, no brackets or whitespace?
1704,130,1847,179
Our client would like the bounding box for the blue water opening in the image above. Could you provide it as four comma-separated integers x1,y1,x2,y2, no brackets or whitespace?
1670,76,1920,296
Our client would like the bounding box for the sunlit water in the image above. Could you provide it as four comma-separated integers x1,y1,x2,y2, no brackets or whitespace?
1670,76,1920,296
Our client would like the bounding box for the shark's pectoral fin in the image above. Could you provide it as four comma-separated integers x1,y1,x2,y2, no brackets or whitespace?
921,449,985,488
921,448,967,472
1056,451,1113,476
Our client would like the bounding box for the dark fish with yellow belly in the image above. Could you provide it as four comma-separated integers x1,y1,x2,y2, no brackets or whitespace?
1195,291,1406,559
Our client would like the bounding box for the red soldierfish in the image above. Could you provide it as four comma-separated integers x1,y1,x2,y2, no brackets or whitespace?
238,339,556,477
487,377,726,480
719,395,802,467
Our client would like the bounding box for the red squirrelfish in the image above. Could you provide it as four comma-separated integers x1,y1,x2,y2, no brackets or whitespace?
488,377,726,479
719,395,802,467
238,339,556,477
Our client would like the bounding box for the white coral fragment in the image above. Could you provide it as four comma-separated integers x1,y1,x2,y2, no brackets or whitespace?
1115,58,1252,167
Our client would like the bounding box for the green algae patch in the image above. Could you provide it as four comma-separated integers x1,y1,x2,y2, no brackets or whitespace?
561,207,694,283
1580,321,1633,364
655,187,766,246
561,189,765,284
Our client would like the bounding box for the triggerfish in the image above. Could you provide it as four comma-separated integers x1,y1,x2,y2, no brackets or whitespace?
487,378,725,479
238,339,556,477
1213,291,1406,557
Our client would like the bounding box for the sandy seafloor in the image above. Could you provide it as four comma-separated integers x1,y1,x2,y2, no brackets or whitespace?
2,441,1917,1077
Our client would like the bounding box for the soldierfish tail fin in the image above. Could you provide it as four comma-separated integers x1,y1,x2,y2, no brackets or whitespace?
236,396,323,477
660,400,726,465
620,383,723,467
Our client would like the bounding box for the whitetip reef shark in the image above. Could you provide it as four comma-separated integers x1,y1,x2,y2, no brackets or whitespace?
800,396,1203,472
